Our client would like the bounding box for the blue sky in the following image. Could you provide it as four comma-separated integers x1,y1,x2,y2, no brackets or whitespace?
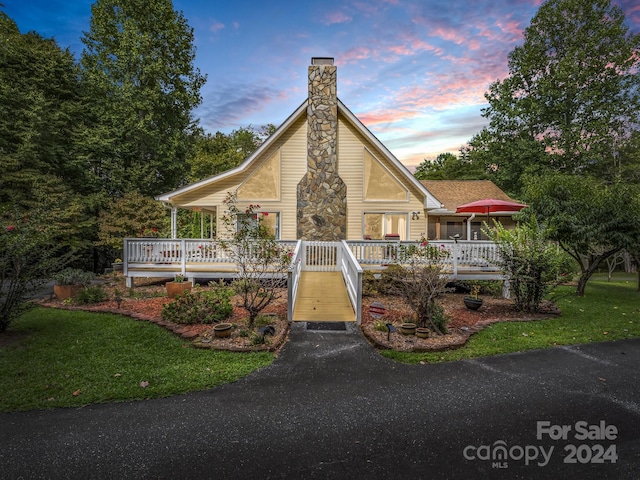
5,0,640,170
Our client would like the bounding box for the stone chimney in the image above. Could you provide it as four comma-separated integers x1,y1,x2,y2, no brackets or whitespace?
296,57,347,240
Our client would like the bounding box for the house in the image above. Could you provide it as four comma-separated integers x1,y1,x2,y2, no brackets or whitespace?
125,58,517,321
421,180,518,241
156,57,441,242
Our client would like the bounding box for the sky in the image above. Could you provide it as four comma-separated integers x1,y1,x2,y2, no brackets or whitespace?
4,0,640,171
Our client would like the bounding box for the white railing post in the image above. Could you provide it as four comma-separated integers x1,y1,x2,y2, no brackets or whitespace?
452,241,459,278
287,240,303,322
340,240,363,325
180,239,186,276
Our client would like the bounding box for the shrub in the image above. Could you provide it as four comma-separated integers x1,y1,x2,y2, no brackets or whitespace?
219,193,291,328
382,239,451,334
362,270,378,297
161,285,233,325
378,264,407,295
52,268,95,287
373,320,388,332
485,217,567,312
74,285,108,304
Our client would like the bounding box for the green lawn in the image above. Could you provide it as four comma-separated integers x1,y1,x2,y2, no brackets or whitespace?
1,275,638,412
0,308,273,412
383,275,640,364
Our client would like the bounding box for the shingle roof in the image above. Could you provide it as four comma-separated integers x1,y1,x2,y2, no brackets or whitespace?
421,180,517,213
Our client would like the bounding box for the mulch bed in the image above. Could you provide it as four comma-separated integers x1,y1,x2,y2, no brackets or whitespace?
360,294,560,352
35,274,561,353
38,277,289,353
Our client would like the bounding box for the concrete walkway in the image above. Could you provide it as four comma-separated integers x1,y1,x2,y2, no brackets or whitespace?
1,324,639,479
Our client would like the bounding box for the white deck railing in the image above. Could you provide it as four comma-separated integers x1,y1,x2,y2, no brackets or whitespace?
347,240,501,277
340,240,363,324
287,241,303,322
124,238,502,321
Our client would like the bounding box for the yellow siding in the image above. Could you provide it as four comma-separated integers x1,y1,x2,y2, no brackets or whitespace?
169,116,307,240
337,117,427,241
166,111,429,241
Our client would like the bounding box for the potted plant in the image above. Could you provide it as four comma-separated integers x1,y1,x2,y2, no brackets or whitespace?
112,258,123,272
416,327,430,339
464,285,483,310
399,322,417,336
166,274,192,298
52,268,95,300
213,322,233,338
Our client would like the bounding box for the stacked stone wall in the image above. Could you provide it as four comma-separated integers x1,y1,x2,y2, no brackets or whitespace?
296,64,347,240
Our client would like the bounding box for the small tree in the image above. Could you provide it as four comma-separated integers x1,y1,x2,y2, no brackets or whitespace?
486,217,569,312
382,239,451,334
219,192,292,328
0,203,75,332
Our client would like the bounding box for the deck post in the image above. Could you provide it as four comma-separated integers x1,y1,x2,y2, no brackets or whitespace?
180,239,187,276
452,241,459,278
171,207,177,239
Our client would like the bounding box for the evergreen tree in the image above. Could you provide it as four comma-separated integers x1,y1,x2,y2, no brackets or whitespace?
0,13,88,206
80,0,206,197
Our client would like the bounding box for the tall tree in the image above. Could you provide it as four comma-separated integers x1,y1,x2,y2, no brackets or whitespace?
0,13,88,206
413,152,486,181
80,0,206,197
471,0,640,186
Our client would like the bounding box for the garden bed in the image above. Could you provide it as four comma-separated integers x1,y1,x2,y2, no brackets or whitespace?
38,274,560,353
360,294,560,352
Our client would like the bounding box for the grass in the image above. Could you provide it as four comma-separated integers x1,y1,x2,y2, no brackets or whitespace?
382,274,640,364
1,274,638,412
0,308,273,412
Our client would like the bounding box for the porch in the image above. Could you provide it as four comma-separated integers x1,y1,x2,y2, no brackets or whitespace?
123,239,504,325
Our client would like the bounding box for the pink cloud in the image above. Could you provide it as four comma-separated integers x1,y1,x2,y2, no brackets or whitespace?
324,11,352,25
210,21,224,33
341,46,373,64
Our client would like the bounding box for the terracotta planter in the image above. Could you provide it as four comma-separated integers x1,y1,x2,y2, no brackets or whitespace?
166,281,192,299
416,327,430,339
399,322,417,336
213,323,233,338
464,297,483,310
53,284,83,301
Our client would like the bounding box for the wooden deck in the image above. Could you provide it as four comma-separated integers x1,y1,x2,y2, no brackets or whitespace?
292,271,356,322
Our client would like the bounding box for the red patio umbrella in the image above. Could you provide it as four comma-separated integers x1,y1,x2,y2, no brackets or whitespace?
455,198,528,222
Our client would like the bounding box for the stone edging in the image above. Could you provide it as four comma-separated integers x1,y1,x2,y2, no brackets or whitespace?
360,312,560,353
191,325,290,353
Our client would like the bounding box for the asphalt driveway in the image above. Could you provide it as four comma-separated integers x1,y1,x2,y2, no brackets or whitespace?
1,323,639,479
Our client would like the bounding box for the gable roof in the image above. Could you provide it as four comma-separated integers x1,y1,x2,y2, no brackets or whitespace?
420,180,516,214
156,100,308,203
157,99,443,209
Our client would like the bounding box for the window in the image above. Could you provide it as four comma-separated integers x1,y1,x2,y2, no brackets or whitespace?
236,212,280,239
363,149,407,201
363,213,408,240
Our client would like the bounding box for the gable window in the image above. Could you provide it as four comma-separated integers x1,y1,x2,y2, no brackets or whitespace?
236,212,280,239
237,150,281,200
363,149,408,201
363,213,408,240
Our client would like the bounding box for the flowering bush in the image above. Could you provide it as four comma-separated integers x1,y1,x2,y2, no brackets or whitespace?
220,192,292,328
